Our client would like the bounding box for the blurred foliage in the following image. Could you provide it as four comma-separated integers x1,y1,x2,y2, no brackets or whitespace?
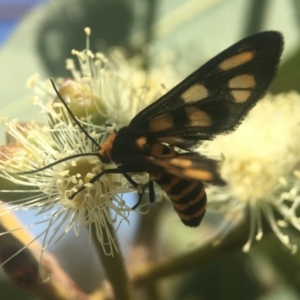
0,277,33,300
271,46,300,94
259,233,300,294
36,0,135,77
173,251,265,300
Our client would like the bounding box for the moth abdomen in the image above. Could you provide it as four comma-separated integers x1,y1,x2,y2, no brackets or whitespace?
154,172,206,227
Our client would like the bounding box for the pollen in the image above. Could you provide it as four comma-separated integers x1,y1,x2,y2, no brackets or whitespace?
84,27,91,35
86,172,95,179
60,170,70,177
71,176,78,184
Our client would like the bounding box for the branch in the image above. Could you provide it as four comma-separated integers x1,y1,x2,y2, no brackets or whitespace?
0,204,89,300
132,219,249,286
91,219,135,300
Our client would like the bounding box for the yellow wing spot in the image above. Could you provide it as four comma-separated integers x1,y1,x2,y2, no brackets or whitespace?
231,90,251,103
149,114,173,132
218,51,254,70
185,106,212,127
136,136,148,149
181,84,208,103
183,168,214,181
170,158,193,168
228,74,256,103
229,74,256,89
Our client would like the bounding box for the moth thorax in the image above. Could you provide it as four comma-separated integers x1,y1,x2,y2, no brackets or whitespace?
98,133,116,163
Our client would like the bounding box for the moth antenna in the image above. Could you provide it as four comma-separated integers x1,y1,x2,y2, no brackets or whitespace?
16,153,100,175
50,78,99,149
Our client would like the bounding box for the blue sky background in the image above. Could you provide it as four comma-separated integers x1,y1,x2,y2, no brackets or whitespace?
0,1,46,45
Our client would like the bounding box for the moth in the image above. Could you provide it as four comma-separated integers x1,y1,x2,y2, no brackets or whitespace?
20,31,283,227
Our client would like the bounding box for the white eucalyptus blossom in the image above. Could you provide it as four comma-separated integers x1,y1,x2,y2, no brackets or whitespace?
0,27,170,258
62,27,169,127
0,99,141,257
205,92,300,253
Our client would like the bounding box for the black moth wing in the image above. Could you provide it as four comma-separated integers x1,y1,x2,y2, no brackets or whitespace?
129,31,283,150
114,148,225,184
145,152,226,185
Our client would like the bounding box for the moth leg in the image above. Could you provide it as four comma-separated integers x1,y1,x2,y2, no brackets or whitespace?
118,169,139,189
132,179,155,210
149,179,155,203
119,172,152,210
132,184,149,210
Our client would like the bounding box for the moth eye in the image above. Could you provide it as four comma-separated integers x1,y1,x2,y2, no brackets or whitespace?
218,51,254,70
181,84,209,103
